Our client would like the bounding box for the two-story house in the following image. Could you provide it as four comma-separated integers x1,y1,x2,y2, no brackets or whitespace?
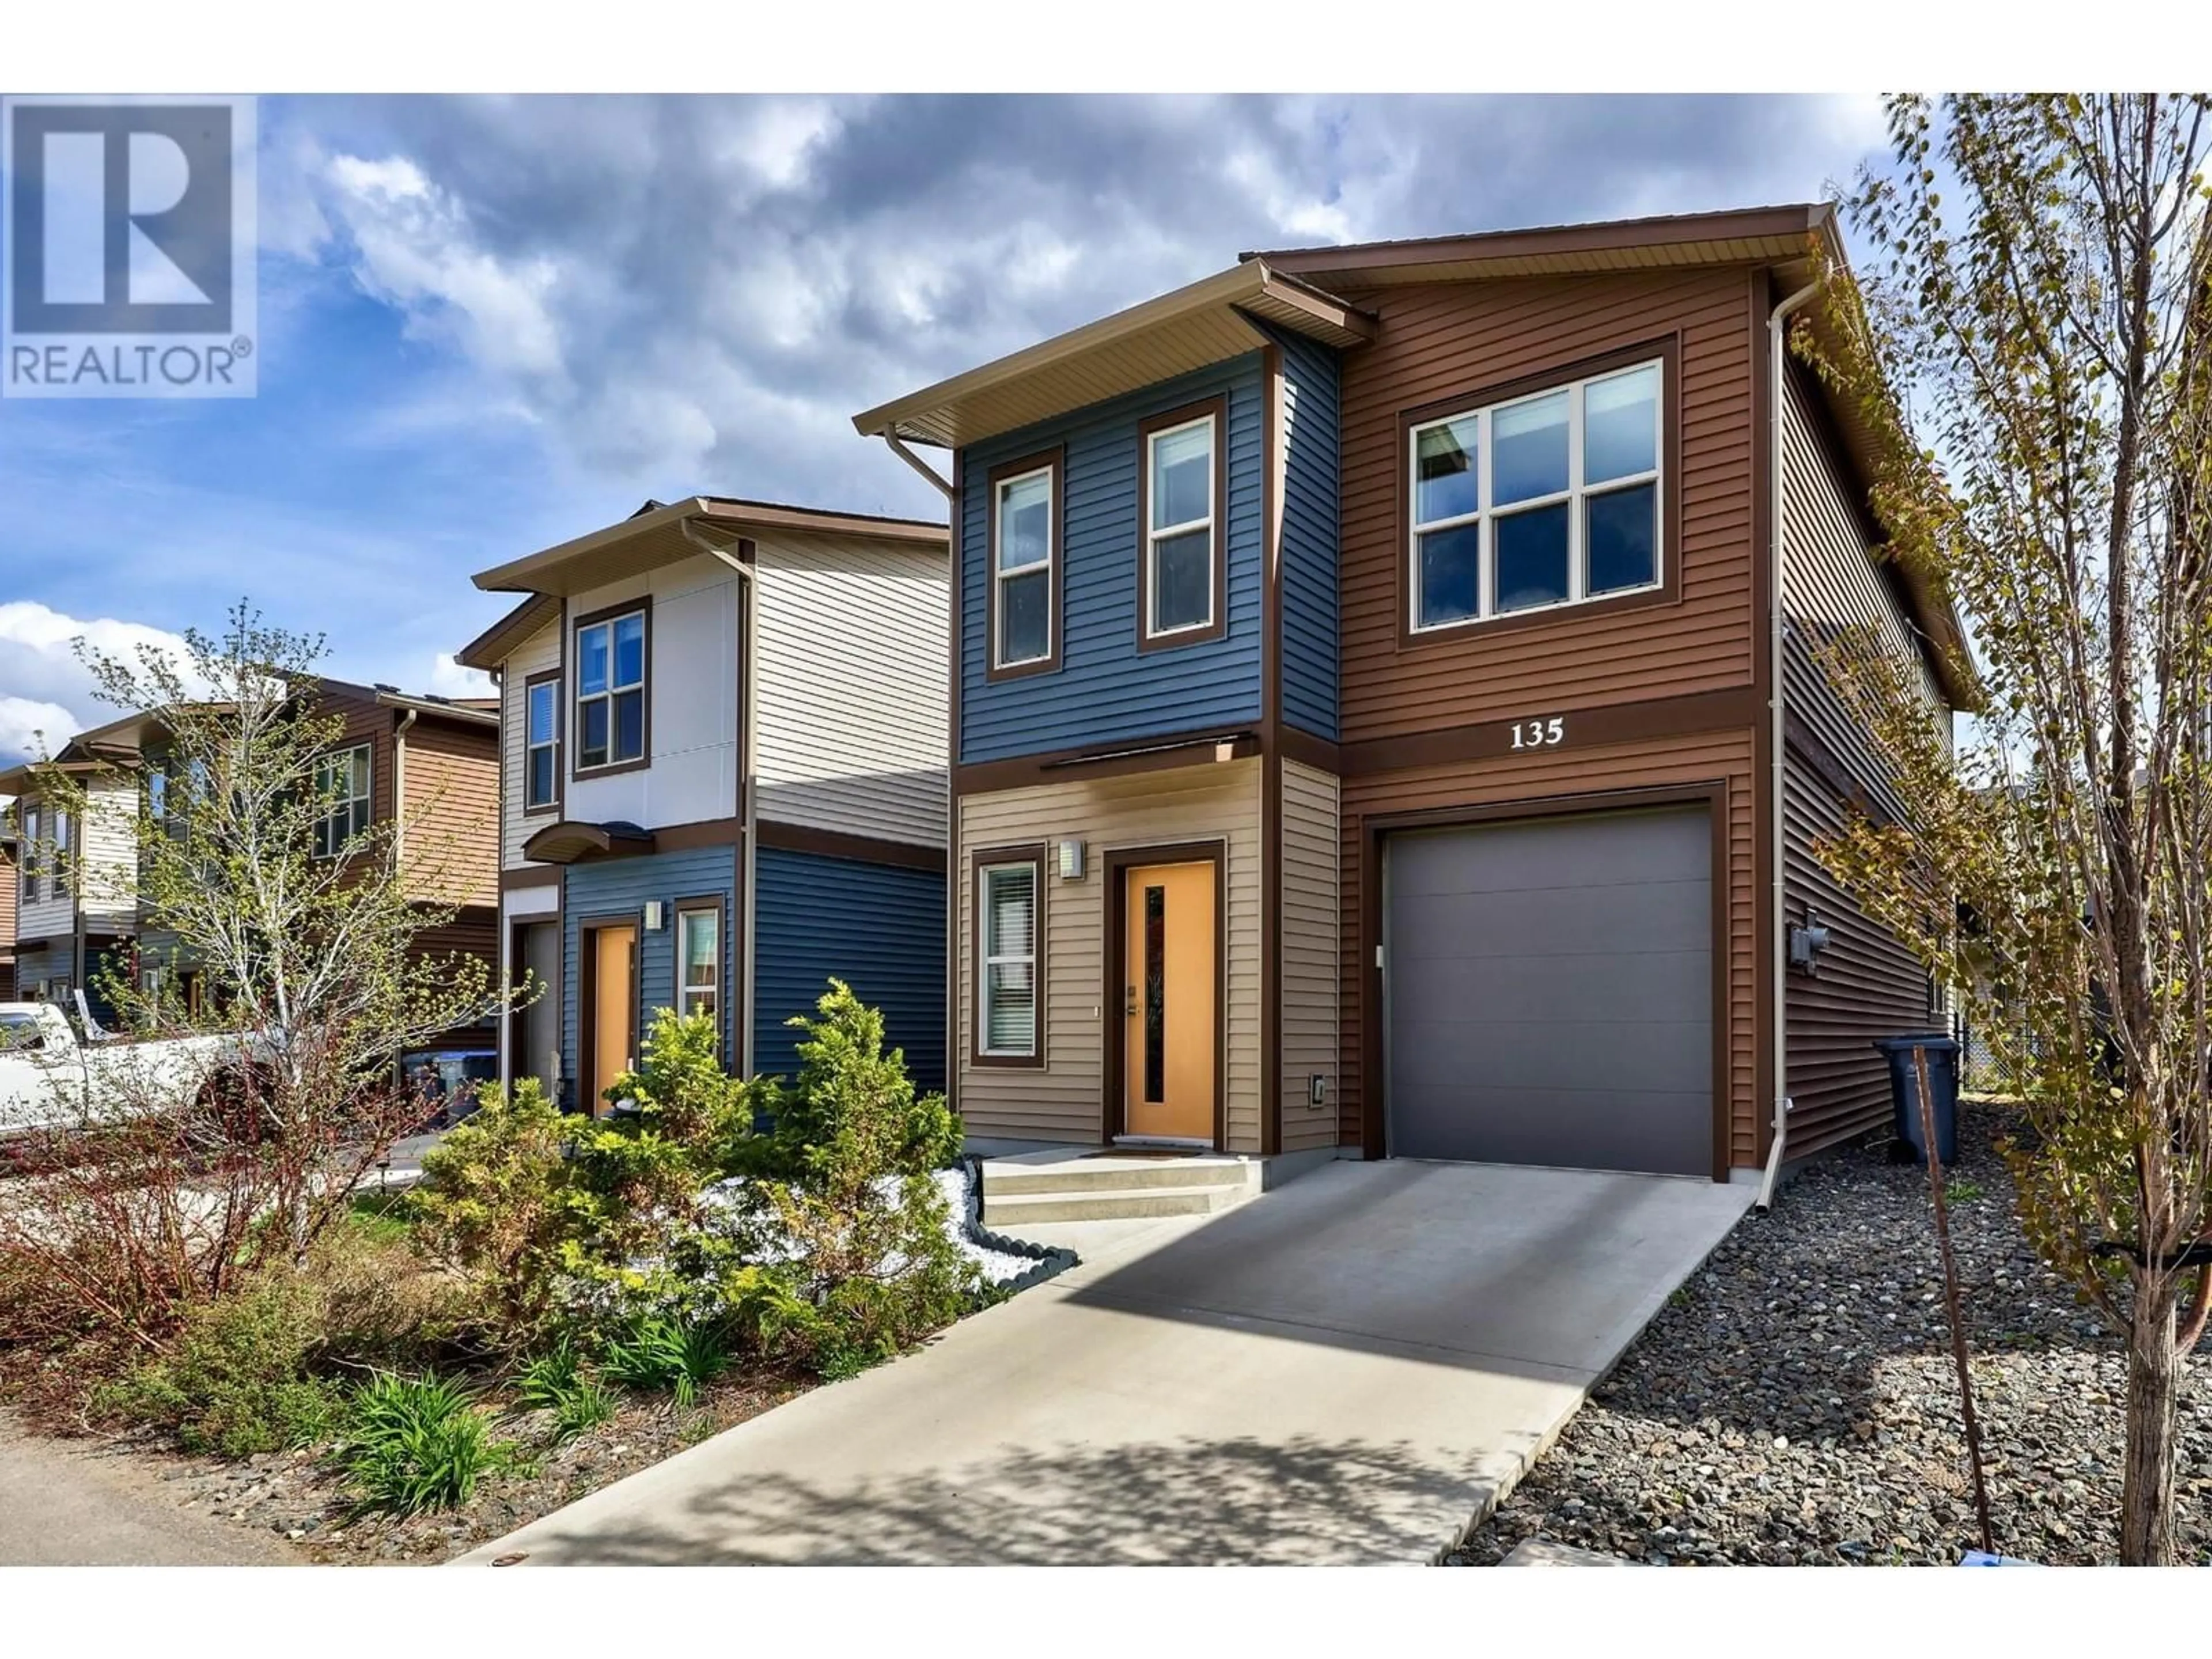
854,203,1974,1187
458,497,950,1112
1,820,19,1000
0,683,502,1043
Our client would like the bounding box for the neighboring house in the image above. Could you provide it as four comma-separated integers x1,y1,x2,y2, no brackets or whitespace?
0,683,501,1047
854,202,1975,1181
457,497,950,1114
0,819,17,1001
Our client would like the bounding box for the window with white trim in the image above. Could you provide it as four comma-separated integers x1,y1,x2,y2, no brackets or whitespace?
525,677,560,809
677,905,721,1025
575,609,646,770
313,743,372,859
1409,358,1662,631
993,467,1055,670
978,859,1040,1058
1144,411,1217,639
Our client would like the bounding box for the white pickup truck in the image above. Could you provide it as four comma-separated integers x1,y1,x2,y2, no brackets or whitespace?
0,1001,257,1142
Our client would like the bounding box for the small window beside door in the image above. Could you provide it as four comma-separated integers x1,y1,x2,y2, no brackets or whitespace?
677,903,722,1028
976,852,1043,1064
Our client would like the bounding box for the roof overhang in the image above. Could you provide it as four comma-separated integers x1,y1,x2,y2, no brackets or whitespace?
472,497,948,599
852,260,1376,450
456,593,562,672
521,820,657,865
1248,203,1838,291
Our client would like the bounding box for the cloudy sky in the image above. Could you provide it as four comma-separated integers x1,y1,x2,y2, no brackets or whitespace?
0,93,1895,766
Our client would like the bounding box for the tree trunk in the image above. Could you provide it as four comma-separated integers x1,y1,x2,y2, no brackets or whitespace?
2120,1280,2183,1564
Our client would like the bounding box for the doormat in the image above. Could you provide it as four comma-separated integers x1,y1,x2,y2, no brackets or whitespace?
1083,1146,1201,1160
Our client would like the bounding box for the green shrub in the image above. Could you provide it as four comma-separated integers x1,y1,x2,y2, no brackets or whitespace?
515,1342,618,1442
742,980,961,1180
599,1315,730,1408
97,1273,344,1457
343,1372,502,1515
410,1077,577,1343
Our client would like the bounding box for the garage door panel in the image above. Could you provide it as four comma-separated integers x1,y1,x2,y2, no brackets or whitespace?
1389,1084,1713,1176
1386,804,1714,1177
1387,881,1710,960
1391,810,1710,896
1388,949,1709,1028
1387,1016,1712,1094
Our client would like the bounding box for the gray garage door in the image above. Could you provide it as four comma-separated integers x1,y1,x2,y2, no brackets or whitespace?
1385,805,1713,1176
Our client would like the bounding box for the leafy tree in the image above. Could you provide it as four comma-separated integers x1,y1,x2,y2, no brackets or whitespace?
1809,94,2212,1563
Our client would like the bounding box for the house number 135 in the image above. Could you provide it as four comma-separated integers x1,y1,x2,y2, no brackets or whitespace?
1509,717,1566,750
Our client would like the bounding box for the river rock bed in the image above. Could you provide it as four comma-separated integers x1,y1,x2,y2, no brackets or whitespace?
1451,1104,2212,1566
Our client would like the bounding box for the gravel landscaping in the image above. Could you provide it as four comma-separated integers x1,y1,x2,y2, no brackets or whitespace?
1452,1101,2212,1566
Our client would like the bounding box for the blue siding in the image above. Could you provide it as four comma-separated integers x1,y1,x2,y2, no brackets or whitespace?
1276,329,1342,742
751,847,946,1096
957,354,1266,763
562,847,739,1104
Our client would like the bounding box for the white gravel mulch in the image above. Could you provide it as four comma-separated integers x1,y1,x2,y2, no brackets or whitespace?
1452,1103,2212,1566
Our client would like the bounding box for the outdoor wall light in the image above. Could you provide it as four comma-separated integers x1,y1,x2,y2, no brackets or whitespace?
1057,839,1086,880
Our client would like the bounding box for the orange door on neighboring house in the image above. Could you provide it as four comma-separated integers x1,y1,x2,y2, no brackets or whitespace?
589,923,638,1115
1122,861,1217,1143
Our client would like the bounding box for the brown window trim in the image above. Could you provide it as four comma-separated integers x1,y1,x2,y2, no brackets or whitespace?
576,908,645,1117
1101,838,1228,1152
969,842,1046,1069
570,599,653,779
1135,395,1229,654
983,449,1064,683
672,893,729,1056
521,667,564,818
1395,333,1683,653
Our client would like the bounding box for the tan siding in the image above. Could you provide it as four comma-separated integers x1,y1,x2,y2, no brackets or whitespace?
1782,749,1934,1158
754,534,949,849
0,843,17,997
1279,760,1340,1154
1334,269,1758,740
1339,729,1760,1168
402,717,499,908
1781,361,1941,800
499,620,560,870
957,761,1263,1150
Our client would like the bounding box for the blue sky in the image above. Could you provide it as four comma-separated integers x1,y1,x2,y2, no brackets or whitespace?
0,93,1895,766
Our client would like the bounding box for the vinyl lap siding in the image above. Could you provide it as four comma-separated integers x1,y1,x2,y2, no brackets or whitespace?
499,620,560,870
1277,331,1342,743
1280,760,1340,1153
957,761,1264,1150
1783,750,1935,1157
958,355,1266,763
403,717,499,907
1339,730,1759,1166
752,534,949,850
1334,270,1759,741
561,847,739,1094
19,781,138,942
751,846,946,1095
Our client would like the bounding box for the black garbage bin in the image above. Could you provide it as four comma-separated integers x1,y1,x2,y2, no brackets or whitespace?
1872,1033,1959,1166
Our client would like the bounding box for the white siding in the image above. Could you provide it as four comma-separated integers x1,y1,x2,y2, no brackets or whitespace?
753,533,949,850
500,619,560,870
17,779,136,942
565,553,742,830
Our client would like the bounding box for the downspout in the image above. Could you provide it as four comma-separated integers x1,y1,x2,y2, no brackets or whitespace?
685,520,760,1076
1758,279,1820,1211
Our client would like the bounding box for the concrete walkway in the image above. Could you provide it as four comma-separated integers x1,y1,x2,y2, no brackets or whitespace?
456,1160,1752,1566
0,1415,298,1566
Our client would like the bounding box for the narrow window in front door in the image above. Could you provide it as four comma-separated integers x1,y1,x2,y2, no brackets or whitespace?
1143,883,1166,1103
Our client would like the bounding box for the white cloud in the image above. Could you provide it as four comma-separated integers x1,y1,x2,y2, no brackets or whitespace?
0,602,199,762
426,653,494,698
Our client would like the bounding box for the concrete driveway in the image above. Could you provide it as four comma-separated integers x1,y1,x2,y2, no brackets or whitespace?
456,1160,1752,1566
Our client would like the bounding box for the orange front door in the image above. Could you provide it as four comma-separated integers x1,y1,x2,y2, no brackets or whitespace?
1122,861,1217,1142
589,923,638,1115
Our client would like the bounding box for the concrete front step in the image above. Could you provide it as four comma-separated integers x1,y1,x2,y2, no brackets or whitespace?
982,1157,1251,1196
982,1181,1251,1226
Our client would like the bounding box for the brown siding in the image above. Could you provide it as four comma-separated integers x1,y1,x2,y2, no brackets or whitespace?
1339,729,1760,1167
1335,268,1759,741
402,716,500,908
0,844,16,998
1782,749,1933,1157
1279,760,1340,1154
412,904,499,972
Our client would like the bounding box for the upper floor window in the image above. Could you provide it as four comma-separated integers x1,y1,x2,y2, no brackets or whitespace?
1409,358,1663,632
575,608,647,771
988,451,1061,678
1139,400,1225,647
20,803,39,903
50,807,70,898
314,743,372,859
524,674,560,811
